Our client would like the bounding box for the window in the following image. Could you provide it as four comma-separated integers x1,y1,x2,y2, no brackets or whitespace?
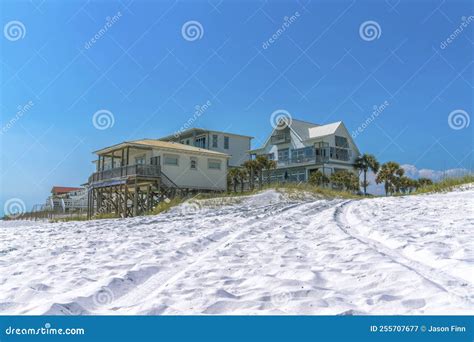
135,156,145,165
330,147,349,161
190,157,197,170
164,155,179,166
291,147,314,163
208,159,222,170
150,156,160,165
267,153,274,160
278,148,289,161
212,135,218,148
195,136,206,148
224,136,229,149
186,139,190,145
335,136,349,148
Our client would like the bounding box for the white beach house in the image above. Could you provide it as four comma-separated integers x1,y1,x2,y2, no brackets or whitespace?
159,128,253,167
249,119,360,182
87,139,230,217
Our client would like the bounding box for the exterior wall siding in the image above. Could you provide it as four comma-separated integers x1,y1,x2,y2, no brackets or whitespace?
97,147,228,191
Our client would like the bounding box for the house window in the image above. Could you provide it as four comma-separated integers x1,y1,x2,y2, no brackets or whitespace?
278,148,289,161
164,155,179,166
186,140,190,145
330,147,350,161
208,159,222,170
190,158,197,170
135,156,145,165
267,153,274,160
150,156,160,165
224,136,229,149
291,147,314,163
212,135,218,148
195,136,206,148
335,136,349,148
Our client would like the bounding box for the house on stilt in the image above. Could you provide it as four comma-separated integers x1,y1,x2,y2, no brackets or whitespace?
87,139,230,218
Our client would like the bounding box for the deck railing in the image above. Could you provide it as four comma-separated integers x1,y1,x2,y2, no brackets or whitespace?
88,164,161,184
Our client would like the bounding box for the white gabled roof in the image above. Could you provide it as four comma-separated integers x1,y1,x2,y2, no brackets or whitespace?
251,119,360,155
308,121,342,138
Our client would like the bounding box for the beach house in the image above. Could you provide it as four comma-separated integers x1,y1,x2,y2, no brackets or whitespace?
87,139,229,217
159,128,253,167
249,119,360,182
44,186,88,213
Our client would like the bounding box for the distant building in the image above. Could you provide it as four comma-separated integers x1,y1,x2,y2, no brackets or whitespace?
249,119,360,182
45,186,87,212
159,128,253,167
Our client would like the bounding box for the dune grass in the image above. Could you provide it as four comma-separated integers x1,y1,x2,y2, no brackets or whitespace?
148,197,185,215
271,182,363,199
412,175,474,195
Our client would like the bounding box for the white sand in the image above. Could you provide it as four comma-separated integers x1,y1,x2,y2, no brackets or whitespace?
0,187,472,315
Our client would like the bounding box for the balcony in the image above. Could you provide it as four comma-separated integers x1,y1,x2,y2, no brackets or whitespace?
270,133,291,144
276,155,330,167
89,164,161,184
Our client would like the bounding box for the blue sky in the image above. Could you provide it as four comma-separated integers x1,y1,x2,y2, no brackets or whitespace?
0,0,473,213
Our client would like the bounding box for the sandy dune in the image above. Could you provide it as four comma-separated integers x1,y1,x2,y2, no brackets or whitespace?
0,187,472,315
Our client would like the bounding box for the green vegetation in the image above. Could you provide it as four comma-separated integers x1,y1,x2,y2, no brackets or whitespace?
148,197,185,215
354,153,380,195
273,182,363,200
330,170,359,192
411,175,474,194
51,215,88,223
308,170,330,187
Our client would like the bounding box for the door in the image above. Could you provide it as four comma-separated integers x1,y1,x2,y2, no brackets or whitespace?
150,156,160,166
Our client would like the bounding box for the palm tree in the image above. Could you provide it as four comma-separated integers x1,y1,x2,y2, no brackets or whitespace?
354,154,380,195
255,155,277,186
309,170,330,187
228,168,240,193
237,168,247,192
417,177,433,188
255,155,267,189
376,161,404,196
330,170,359,192
243,160,259,190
